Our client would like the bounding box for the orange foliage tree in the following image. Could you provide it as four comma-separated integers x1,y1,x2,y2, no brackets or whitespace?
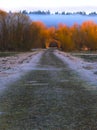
45,27,56,48
56,24,75,51
30,21,47,48
70,23,83,50
81,21,97,50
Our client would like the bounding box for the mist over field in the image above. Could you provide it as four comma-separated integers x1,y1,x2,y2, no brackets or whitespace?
29,14,97,27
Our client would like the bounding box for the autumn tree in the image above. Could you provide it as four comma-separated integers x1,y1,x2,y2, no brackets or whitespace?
45,27,56,48
9,12,31,51
0,11,31,51
56,24,75,51
81,21,97,50
70,23,83,50
30,21,47,48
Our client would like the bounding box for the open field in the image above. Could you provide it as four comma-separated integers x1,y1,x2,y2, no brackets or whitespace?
55,50,97,85
0,52,18,57
71,51,97,62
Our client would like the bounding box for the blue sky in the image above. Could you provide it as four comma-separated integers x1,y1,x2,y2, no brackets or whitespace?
0,0,97,13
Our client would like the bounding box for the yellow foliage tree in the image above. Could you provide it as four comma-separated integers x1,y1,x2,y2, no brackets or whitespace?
56,24,75,51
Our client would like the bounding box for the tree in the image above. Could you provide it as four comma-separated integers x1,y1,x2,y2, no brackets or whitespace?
0,11,32,51
81,21,97,50
0,10,8,50
70,23,83,50
56,24,75,51
30,21,47,48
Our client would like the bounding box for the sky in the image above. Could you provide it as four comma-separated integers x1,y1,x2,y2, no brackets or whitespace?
0,0,97,13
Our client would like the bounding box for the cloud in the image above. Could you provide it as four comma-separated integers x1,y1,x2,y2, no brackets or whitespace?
0,0,97,12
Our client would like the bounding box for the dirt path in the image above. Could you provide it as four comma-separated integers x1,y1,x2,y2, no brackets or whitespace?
0,49,97,130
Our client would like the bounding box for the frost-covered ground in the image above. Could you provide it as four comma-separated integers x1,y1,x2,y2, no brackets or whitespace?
0,50,44,91
55,50,97,86
1,49,97,129
0,49,97,92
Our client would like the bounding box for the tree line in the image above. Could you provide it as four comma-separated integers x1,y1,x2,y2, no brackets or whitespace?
22,10,97,16
0,10,97,51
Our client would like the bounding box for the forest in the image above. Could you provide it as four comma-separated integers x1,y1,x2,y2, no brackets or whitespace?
0,10,97,52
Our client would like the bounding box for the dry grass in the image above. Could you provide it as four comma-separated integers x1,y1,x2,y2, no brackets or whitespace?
71,51,97,62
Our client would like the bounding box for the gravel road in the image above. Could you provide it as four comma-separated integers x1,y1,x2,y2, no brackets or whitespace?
0,49,97,130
